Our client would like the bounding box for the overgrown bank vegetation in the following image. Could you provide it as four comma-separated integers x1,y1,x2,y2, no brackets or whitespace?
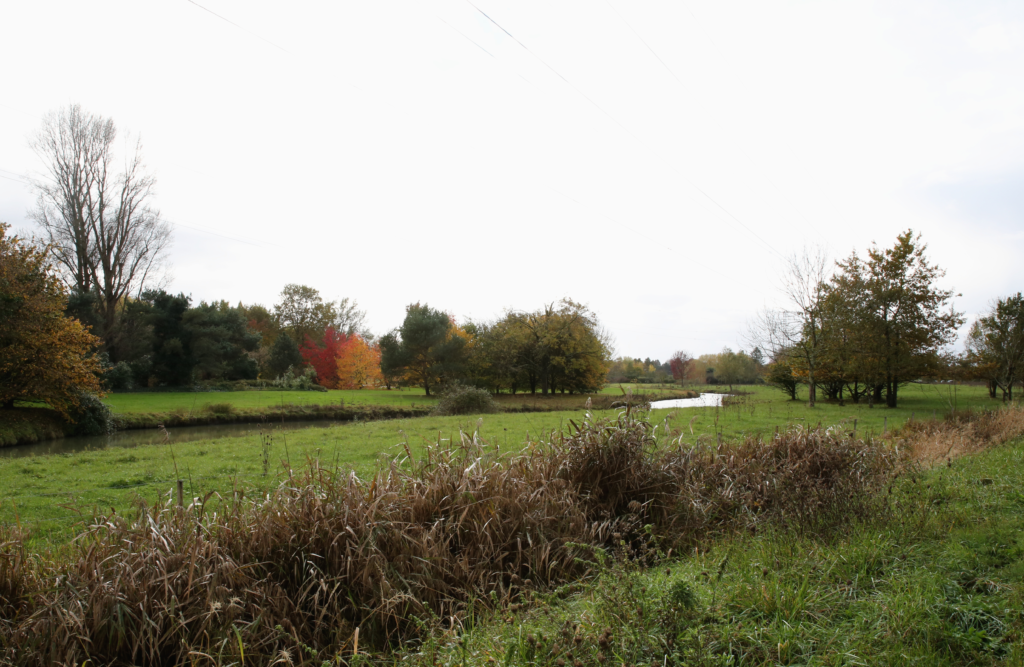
2,403,1022,665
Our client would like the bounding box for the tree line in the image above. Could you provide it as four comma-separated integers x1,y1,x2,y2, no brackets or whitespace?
381,299,610,395
750,230,1022,407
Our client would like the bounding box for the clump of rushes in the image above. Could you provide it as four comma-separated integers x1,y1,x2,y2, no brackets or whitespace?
0,404,902,665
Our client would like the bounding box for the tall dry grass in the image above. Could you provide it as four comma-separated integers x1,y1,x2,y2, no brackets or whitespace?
897,405,1024,465
0,406,902,665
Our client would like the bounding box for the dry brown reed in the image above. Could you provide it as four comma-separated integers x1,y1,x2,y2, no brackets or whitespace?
896,405,1024,465
0,406,899,666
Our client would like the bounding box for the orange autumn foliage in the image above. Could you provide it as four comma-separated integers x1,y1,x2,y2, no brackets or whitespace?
336,336,383,389
0,223,103,416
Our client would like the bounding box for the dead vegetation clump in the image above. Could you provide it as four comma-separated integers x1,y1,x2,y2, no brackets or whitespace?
896,405,1024,465
0,407,901,665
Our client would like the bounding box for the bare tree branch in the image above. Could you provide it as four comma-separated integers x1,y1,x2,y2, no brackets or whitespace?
29,105,171,344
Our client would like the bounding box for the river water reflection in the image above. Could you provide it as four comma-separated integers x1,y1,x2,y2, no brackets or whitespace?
0,420,340,459
650,393,729,410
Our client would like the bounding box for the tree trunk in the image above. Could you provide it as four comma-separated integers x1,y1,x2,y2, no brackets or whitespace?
886,380,898,408
807,365,816,407
1,399,14,409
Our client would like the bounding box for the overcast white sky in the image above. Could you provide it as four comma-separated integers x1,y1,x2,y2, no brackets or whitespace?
2,0,1021,361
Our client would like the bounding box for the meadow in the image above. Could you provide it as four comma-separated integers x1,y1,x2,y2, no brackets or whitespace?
0,384,1022,664
0,382,1002,546
0,409,621,545
656,382,999,445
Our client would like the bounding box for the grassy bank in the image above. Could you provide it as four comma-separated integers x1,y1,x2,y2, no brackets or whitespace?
102,387,435,414
105,389,696,431
0,408,68,447
0,387,693,447
111,402,430,431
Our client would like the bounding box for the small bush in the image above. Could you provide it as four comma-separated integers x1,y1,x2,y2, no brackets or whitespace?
101,361,135,391
272,366,326,392
432,383,501,416
203,402,235,415
66,391,113,436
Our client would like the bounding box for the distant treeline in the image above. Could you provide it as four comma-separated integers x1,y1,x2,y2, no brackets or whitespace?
67,283,612,396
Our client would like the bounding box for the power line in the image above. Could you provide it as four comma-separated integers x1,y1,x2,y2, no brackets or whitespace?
0,167,31,186
184,0,290,54
605,0,833,253
0,173,31,187
436,16,496,59
462,0,785,261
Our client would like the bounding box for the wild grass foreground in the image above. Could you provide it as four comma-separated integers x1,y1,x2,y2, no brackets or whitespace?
1,404,1023,665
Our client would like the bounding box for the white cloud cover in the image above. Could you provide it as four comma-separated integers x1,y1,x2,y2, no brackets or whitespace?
1,0,1021,361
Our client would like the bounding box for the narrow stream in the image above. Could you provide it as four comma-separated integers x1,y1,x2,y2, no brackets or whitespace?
0,420,341,459
650,393,730,409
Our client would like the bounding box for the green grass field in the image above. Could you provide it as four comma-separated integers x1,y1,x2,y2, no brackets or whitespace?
2,382,1008,547
654,383,1002,445
3,382,1024,662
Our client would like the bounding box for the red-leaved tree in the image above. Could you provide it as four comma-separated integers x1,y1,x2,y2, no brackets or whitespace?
669,350,694,383
300,327,350,389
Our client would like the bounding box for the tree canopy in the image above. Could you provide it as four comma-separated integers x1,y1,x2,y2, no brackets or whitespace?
379,303,467,395
966,293,1024,401
471,300,610,394
757,231,962,407
0,223,103,416
274,284,367,345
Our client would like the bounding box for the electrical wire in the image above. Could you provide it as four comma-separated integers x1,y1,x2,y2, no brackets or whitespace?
463,0,786,261
0,167,31,186
184,0,290,54
605,0,834,252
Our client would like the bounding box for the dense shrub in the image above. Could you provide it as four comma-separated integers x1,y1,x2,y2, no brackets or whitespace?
66,391,113,436
101,361,135,391
431,382,501,416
